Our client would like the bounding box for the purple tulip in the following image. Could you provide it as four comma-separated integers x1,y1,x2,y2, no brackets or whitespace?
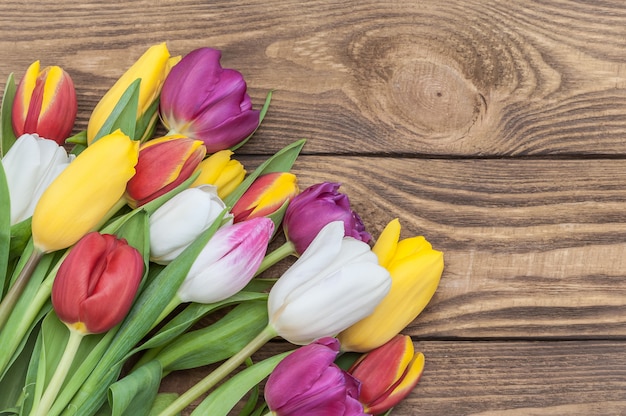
283,182,371,255
159,48,260,153
265,337,367,416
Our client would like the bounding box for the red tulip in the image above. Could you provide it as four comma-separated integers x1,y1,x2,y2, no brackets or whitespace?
51,232,144,334
230,172,299,223
348,335,425,415
12,61,77,145
125,134,206,208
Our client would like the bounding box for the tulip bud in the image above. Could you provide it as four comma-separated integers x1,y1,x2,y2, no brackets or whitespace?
125,135,206,208
283,182,370,255
12,61,77,145
87,43,180,144
268,221,390,345
265,337,366,416
338,219,444,352
1,134,74,225
32,130,139,253
51,232,144,334
348,335,425,415
149,185,233,264
230,172,298,223
177,217,274,304
190,150,245,199
159,47,260,153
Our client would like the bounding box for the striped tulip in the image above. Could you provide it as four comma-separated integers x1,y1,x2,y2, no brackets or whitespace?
230,172,298,223
338,219,444,352
348,335,425,415
12,61,77,145
177,217,274,304
32,130,139,253
125,134,206,208
190,150,245,199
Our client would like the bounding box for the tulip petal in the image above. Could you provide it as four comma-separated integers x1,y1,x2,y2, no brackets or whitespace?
372,218,401,268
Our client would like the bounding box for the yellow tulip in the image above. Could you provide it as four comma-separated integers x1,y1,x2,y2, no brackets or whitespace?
32,130,139,252
86,43,180,144
190,150,246,199
338,219,444,352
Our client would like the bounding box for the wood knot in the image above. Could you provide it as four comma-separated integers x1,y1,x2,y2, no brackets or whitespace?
390,60,483,135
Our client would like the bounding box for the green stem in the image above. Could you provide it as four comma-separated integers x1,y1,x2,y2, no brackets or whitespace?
0,248,43,330
158,325,277,416
255,241,295,276
153,295,182,330
31,328,84,416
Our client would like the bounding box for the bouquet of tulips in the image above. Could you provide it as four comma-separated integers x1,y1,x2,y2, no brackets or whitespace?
0,42,445,416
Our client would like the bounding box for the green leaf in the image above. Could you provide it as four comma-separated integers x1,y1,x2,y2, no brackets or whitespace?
65,211,227,415
191,351,293,416
64,130,87,146
230,90,273,152
136,291,267,354
0,73,17,157
0,321,39,412
92,79,140,144
8,218,31,263
224,139,306,208
0,161,10,297
135,98,159,143
155,301,269,372
147,394,179,416
108,360,162,416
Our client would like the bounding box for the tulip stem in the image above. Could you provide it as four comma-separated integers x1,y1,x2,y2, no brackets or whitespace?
31,328,84,416
157,324,277,416
0,248,44,330
255,241,295,276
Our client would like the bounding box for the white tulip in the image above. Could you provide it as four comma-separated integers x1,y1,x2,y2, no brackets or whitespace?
1,134,74,225
149,185,233,264
268,221,391,345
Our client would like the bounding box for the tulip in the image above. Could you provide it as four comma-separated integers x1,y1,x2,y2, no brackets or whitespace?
149,185,233,264
177,217,274,304
190,150,245,199
159,47,260,153
283,182,370,255
12,61,77,145
338,219,444,352
268,221,391,345
52,232,144,334
87,43,179,144
348,335,425,415
32,232,144,416
230,172,299,223
32,129,139,253
1,134,74,225
265,337,366,416
125,134,206,208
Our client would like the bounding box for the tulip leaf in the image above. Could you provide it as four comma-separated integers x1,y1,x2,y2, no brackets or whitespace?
92,79,140,144
135,98,160,143
134,291,268,354
224,139,306,208
190,351,292,416
153,301,269,372
0,320,38,412
8,217,32,263
64,211,227,415
0,73,17,157
108,359,162,416
65,130,88,146
230,90,273,152
0,161,10,295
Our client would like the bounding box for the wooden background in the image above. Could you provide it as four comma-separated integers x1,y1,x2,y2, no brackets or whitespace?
2,0,626,414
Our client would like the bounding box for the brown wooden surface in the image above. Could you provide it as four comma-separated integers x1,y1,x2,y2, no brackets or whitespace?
3,0,626,414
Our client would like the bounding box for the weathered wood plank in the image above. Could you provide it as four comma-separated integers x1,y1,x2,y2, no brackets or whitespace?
277,155,626,338
159,340,626,415
2,0,626,156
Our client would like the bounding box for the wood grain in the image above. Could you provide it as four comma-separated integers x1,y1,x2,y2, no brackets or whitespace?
2,0,626,414
159,341,626,415
3,0,626,156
